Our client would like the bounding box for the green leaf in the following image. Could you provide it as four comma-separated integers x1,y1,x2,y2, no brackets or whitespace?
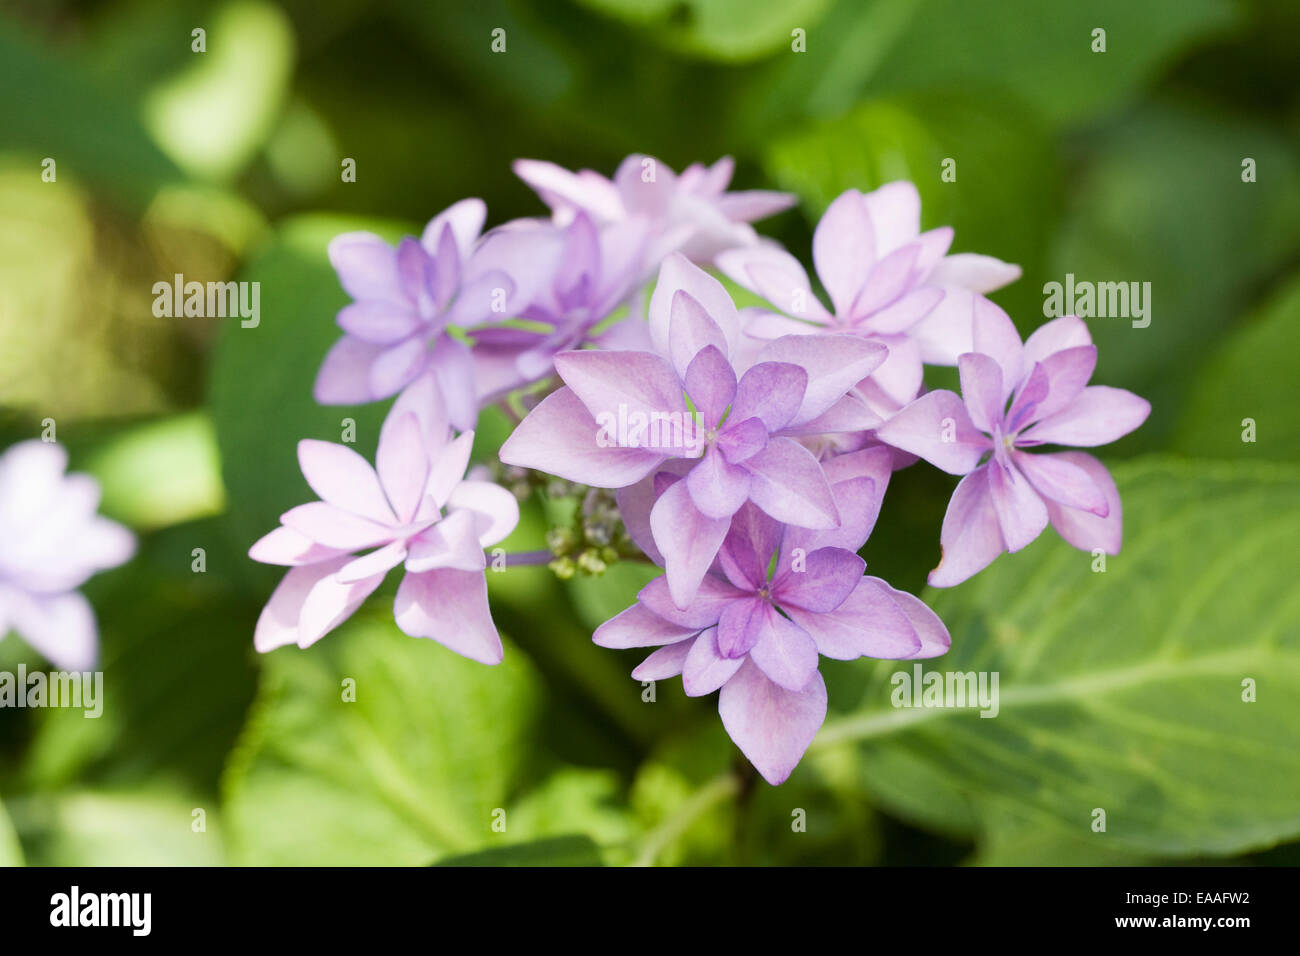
1049,104,1300,452
814,458,1300,858
1173,272,1300,462
578,0,835,63
864,0,1237,128
433,835,603,867
221,608,543,865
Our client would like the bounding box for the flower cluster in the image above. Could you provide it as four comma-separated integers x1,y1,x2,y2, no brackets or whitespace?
251,155,1149,784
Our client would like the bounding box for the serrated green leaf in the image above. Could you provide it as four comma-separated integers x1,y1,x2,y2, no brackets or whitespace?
815,458,1300,858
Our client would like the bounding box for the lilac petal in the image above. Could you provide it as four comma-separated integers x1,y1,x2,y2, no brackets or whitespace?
513,159,623,221
686,446,751,519
327,232,401,303
1020,386,1151,447
1022,345,1097,424
753,334,887,425
374,413,430,524
749,605,819,691
876,580,951,658
907,287,975,364
771,546,865,613
780,393,883,436
972,297,1025,402
615,153,676,216
850,243,921,321
405,509,486,573
386,370,450,457
1023,314,1091,367
631,639,695,681
715,189,798,222
298,564,387,647
860,333,923,412
1003,360,1049,433
874,390,988,475
425,431,475,510
731,361,807,433
857,286,944,338
715,595,767,658
428,336,480,433
428,225,462,313
716,416,768,463
717,502,784,591
280,502,396,551
649,478,732,608
861,181,921,253
671,290,731,383
988,459,1048,553
394,568,504,664
648,253,739,358
744,438,839,530
367,338,428,400
682,627,746,696
813,190,876,316
8,590,97,671
927,252,1022,295
714,245,831,323
907,227,955,283
782,445,892,554
337,302,422,345
253,558,350,652
957,352,1005,434
446,480,520,546
420,198,487,263
719,659,826,785
1013,450,1108,516
336,540,408,584
249,526,347,566
314,336,385,404
297,439,394,526
786,576,920,661
594,602,699,649
555,349,686,428
1041,451,1122,554
396,235,437,316
683,343,736,427
637,573,744,630
499,387,664,487
929,464,1005,588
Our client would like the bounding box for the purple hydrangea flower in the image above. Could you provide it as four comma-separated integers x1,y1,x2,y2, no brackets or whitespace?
875,303,1151,586
595,492,949,784
250,374,519,663
0,441,135,671
499,254,886,607
514,154,796,266
717,182,1021,417
465,212,654,396
315,199,517,431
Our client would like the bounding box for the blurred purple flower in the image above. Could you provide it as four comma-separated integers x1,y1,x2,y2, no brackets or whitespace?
499,254,886,607
595,500,949,784
875,304,1151,586
250,375,519,663
314,199,516,431
717,182,1021,417
514,154,795,266
0,441,135,671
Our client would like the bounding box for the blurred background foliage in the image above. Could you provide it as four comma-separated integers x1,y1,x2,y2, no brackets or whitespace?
1,0,1298,866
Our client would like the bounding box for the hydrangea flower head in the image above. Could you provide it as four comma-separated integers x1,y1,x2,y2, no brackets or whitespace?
595,496,949,784
250,374,519,662
876,303,1151,586
500,254,885,607
315,199,512,430
0,441,135,671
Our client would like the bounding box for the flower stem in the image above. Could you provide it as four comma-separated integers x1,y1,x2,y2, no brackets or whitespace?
631,773,741,867
495,549,555,566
